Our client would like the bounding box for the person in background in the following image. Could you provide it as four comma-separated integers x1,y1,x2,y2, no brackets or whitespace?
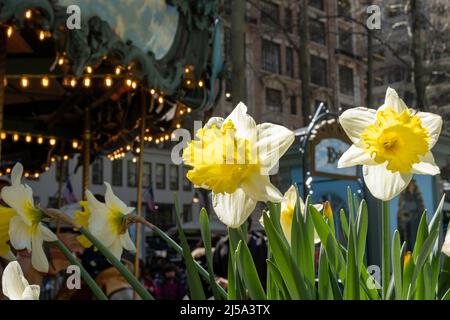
153,263,185,300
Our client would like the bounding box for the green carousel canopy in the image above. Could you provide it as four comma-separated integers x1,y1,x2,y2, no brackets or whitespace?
0,0,223,175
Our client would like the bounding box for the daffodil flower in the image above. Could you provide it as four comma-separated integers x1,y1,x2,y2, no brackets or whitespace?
0,207,16,260
85,183,135,259
280,186,322,245
2,261,40,300
73,201,93,249
338,88,442,201
1,163,57,273
183,103,295,228
443,228,450,257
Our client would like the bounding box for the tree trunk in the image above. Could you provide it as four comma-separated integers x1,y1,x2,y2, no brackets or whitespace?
299,0,311,123
231,0,246,105
411,0,427,111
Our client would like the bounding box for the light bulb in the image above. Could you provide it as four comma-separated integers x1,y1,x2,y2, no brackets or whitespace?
86,66,93,74
41,76,49,88
25,135,32,143
105,76,113,87
49,138,56,146
37,137,43,144
83,77,91,87
21,77,29,88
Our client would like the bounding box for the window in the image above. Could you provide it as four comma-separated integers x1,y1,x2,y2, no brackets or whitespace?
338,28,353,53
310,56,327,86
310,19,326,45
183,204,192,223
143,162,152,188
290,96,297,115
262,39,281,74
261,1,279,26
155,164,166,189
387,68,405,83
266,88,282,112
55,160,69,183
284,8,293,32
182,166,192,191
169,165,179,191
127,160,137,187
285,47,294,77
309,0,324,11
92,158,103,185
337,0,351,17
111,160,123,186
339,65,354,96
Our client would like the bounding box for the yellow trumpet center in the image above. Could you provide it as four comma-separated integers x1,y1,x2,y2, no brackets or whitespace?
361,107,429,174
183,120,260,194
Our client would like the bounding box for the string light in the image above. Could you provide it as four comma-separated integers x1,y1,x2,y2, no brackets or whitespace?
131,81,137,89
34,173,40,179
70,78,77,88
37,137,43,144
6,168,11,174
39,31,45,41
179,110,184,115
186,79,192,86
86,66,93,74
24,172,29,178
150,89,156,95
51,157,56,163
198,80,204,87
58,57,65,66
44,166,49,172
225,92,231,99
184,67,190,74
83,77,91,87
126,79,133,87
25,10,32,19
126,145,131,151
25,135,32,143
41,76,49,88
132,157,137,163
165,134,170,141
187,107,192,113
158,96,164,104
115,67,122,75
148,136,153,142
49,138,56,146
155,138,160,144
13,134,19,142
20,77,29,88
105,76,113,87
63,155,69,161
72,140,79,149
0,132,6,140
176,123,181,129
7,26,13,38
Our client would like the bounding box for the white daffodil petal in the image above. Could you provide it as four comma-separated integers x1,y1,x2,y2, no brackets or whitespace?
212,189,257,228
86,190,106,213
109,238,124,260
105,182,132,214
363,163,412,201
442,229,450,257
120,232,136,252
31,230,49,273
2,261,27,300
11,163,24,186
338,145,377,168
411,152,440,175
381,87,408,113
241,174,282,203
256,123,295,173
339,108,376,144
9,216,31,251
1,184,34,225
204,117,224,130
417,111,443,149
283,186,298,211
2,250,16,261
223,102,256,138
39,224,57,242
22,285,40,300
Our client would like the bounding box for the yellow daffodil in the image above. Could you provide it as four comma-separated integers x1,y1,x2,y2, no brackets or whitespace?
443,228,450,257
0,207,16,260
73,201,92,249
85,183,135,259
183,103,295,228
1,163,57,273
279,186,322,245
2,261,40,300
338,88,442,201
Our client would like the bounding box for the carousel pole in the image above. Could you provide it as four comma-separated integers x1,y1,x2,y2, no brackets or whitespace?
133,87,148,299
0,26,6,162
82,107,91,200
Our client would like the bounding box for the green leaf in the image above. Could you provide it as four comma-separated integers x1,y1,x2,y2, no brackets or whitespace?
318,245,332,299
391,230,402,300
347,187,355,224
438,253,450,298
339,209,349,240
228,228,246,300
235,241,266,300
343,216,359,300
413,212,429,262
428,195,445,235
174,195,206,300
355,200,368,273
263,211,309,299
442,288,450,300
266,259,290,299
381,200,390,300
402,251,414,298
199,208,223,300
407,230,438,299
227,249,236,300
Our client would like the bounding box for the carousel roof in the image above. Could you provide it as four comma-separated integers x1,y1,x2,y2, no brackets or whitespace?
0,0,223,174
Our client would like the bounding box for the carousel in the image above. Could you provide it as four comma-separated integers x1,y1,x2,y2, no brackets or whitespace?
0,0,222,299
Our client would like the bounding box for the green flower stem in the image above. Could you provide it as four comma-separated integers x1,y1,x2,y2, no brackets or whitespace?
52,240,108,300
133,215,228,299
382,200,390,299
79,227,154,300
